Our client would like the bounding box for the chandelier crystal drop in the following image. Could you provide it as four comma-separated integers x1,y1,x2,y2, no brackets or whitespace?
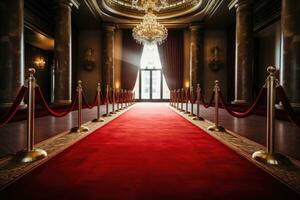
132,10,168,45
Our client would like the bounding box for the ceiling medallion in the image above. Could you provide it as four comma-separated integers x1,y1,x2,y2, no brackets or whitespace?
131,0,168,12
132,0,168,45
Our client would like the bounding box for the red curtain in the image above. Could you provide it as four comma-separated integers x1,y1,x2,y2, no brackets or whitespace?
121,30,143,90
158,30,183,90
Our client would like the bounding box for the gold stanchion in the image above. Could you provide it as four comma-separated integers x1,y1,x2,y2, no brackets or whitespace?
184,87,190,114
120,89,124,110
189,86,196,117
252,66,291,165
207,80,225,132
93,83,104,122
116,88,120,112
176,89,180,109
193,84,204,121
110,87,116,114
180,88,184,112
18,68,47,163
124,90,128,107
103,85,111,117
71,80,89,133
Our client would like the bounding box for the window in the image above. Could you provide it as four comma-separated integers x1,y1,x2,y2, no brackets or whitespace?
133,44,170,100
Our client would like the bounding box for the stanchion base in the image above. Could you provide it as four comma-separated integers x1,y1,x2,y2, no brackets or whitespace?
207,125,225,132
102,113,112,117
110,111,116,114
70,126,89,133
17,148,47,163
92,118,105,122
188,113,196,117
252,150,292,166
184,111,190,114
193,116,204,121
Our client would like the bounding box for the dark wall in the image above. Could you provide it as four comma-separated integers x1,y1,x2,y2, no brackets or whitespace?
24,43,53,102
76,30,102,101
203,30,228,101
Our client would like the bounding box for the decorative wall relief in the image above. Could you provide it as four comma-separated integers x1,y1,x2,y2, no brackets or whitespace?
83,48,96,71
208,46,223,72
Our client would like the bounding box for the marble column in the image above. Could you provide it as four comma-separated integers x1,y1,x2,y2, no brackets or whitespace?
0,0,24,107
53,0,79,104
281,0,300,108
189,24,204,88
102,25,115,88
233,0,253,104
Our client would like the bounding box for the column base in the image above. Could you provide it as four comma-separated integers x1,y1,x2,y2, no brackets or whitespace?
231,99,248,105
207,125,225,132
53,100,72,105
17,148,47,163
70,126,89,133
252,150,292,166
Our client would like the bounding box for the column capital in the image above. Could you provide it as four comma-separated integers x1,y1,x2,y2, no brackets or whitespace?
228,0,252,10
54,0,80,9
189,23,203,31
103,23,116,32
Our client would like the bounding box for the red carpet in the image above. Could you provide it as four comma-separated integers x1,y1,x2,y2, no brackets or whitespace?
1,103,299,200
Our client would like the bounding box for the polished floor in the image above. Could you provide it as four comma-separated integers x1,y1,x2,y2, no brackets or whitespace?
0,103,300,161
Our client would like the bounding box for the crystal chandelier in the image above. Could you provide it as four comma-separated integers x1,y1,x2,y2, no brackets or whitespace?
132,11,168,45
132,0,168,45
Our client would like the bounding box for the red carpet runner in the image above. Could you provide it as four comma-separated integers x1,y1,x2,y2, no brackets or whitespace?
1,103,299,200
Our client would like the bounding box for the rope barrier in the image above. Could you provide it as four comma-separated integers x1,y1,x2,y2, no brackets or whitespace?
218,87,266,118
277,86,300,129
82,90,97,109
36,87,78,118
0,86,28,129
200,91,215,108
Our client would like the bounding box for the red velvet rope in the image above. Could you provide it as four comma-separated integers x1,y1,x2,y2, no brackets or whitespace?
189,91,197,104
218,87,266,118
0,86,28,129
200,92,215,108
82,91,97,109
276,86,300,129
36,87,78,117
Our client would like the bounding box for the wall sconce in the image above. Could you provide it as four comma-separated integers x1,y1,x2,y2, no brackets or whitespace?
34,57,46,70
115,82,120,89
185,81,190,88
208,46,223,72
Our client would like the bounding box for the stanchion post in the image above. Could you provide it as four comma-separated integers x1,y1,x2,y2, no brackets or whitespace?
116,88,120,112
180,88,184,112
120,89,124,110
252,66,291,165
18,68,47,163
207,80,225,132
184,87,190,114
193,84,204,121
176,89,180,109
103,85,111,117
189,86,196,117
93,83,104,122
71,80,89,133
111,87,116,114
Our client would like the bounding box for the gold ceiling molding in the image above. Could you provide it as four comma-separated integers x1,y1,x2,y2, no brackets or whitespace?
85,0,224,25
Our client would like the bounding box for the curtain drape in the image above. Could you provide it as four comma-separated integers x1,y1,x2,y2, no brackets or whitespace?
158,30,184,90
121,30,143,90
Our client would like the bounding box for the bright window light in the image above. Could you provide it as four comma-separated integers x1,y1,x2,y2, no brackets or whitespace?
133,44,170,99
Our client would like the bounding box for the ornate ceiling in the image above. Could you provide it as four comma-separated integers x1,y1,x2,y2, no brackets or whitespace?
85,0,224,27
